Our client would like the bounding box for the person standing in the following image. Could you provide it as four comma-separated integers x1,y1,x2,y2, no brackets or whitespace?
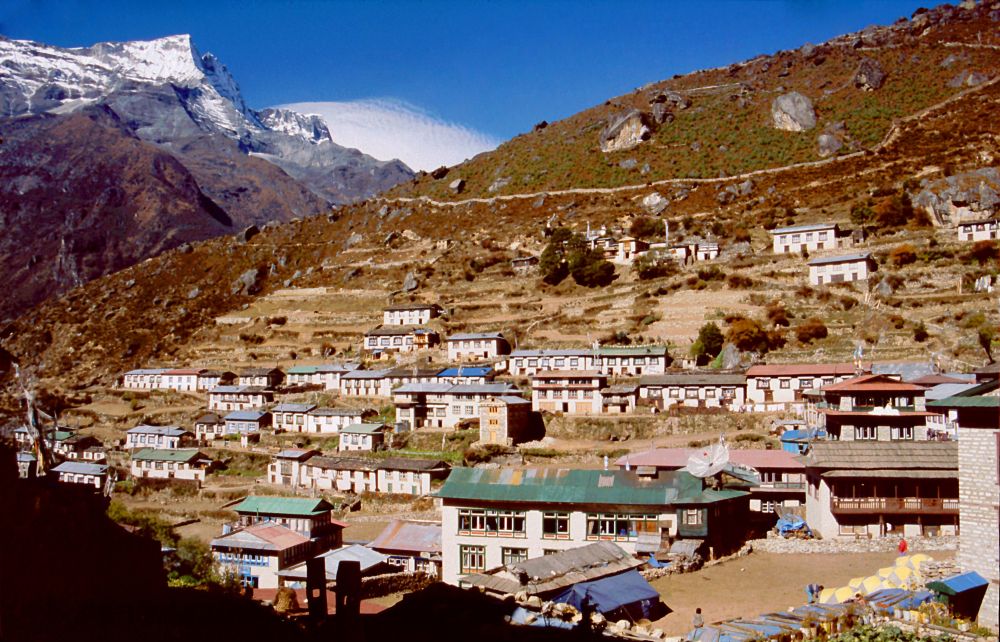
898,538,908,555
692,608,704,629
806,583,824,604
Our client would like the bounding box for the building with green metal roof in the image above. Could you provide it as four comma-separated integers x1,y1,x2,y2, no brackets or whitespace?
438,466,747,585
232,496,344,549
130,448,212,486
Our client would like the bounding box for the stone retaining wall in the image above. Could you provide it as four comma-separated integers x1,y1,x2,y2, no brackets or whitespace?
745,533,959,555
360,571,434,599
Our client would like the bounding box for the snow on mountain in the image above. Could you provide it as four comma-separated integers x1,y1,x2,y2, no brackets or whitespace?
258,107,333,144
0,34,415,202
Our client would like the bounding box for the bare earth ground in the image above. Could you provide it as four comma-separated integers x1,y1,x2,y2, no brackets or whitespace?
649,549,955,636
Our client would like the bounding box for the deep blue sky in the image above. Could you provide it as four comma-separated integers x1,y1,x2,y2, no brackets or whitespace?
2,0,924,140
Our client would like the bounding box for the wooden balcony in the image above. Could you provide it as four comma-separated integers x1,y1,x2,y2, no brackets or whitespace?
831,497,959,515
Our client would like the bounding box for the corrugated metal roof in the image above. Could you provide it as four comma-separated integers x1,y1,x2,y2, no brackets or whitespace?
210,385,270,394
378,457,450,472
596,346,668,357
126,424,189,436
460,541,642,595
196,413,223,424
307,456,378,471
769,222,839,234
747,363,863,377
274,449,318,460
51,461,107,475
271,403,317,413
822,469,957,479
233,496,334,517
369,519,441,554
365,325,437,336
437,367,493,377
393,383,454,394
341,422,387,434
447,332,506,341
224,410,269,421
384,302,441,311
342,369,393,380
927,396,1000,408
821,374,925,393
279,544,388,580
800,442,957,471
807,252,873,266
438,467,741,507
616,448,804,470
530,370,604,379
640,373,746,386
211,523,309,552
285,365,320,374
309,407,368,417
131,448,205,463
509,349,592,358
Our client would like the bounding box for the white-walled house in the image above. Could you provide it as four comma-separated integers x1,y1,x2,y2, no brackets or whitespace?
503,350,596,377
593,346,669,377
159,369,202,392
807,252,876,286
121,368,167,390
223,410,272,435
393,382,522,430
130,448,211,485
638,373,747,410
338,423,389,452
125,425,195,450
50,461,109,490
194,413,225,443
364,326,440,356
531,371,606,415
237,367,284,389
377,458,451,496
801,442,958,539
446,332,511,362
211,523,314,590
305,407,374,434
383,303,443,326
208,386,274,412
271,403,317,433
303,456,379,493
339,369,393,398
438,467,748,585
197,370,234,391
267,448,319,488
957,218,998,242
745,363,863,410
770,222,840,254
370,519,442,577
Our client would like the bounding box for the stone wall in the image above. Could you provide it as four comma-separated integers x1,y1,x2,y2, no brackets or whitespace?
957,427,1000,631
360,571,434,599
745,533,958,555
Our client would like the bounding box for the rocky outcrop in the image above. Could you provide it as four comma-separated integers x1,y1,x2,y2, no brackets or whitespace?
771,92,816,131
912,167,1000,226
853,57,887,90
817,133,843,157
948,70,990,88
642,192,668,214
600,110,653,152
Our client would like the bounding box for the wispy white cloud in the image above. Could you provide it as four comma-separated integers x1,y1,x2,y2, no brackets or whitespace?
278,98,500,172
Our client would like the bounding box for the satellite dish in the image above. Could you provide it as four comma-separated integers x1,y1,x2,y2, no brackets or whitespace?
685,436,730,478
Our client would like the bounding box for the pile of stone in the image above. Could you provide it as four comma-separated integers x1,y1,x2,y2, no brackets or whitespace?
746,533,958,555
507,594,667,640
640,554,704,580
916,559,962,586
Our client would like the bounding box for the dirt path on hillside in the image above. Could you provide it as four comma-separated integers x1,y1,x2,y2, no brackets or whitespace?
650,549,955,636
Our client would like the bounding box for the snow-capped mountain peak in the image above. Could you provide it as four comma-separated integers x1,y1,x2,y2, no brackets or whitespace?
88,34,204,86
257,107,333,144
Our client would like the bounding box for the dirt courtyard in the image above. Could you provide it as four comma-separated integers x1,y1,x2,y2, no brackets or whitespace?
650,549,954,636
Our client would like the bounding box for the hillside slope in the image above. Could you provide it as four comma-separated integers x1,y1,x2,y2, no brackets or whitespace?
390,1,999,201
1,1,998,397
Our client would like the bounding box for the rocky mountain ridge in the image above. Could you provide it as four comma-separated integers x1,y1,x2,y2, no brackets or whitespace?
0,33,414,202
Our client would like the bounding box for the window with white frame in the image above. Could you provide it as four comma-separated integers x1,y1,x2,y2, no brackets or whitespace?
502,547,528,566
585,513,657,540
459,545,485,573
854,426,878,440
682,509,703,526
891,426,913,441
542,512,570,538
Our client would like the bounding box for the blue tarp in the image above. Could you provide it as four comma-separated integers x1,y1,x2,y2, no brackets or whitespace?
927,572,988,596
776,513,812,537
688,625,754,642
509,606,575,630
552,569,660,618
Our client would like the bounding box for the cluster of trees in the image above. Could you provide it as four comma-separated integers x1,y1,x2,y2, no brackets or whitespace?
540,228,616,287
850,188,929,233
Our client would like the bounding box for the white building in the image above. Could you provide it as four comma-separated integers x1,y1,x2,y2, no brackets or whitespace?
211,523,315,590
593,346,669,377
121,368,167,390
339,369,393,398
271,403,317,433
638,373,747,410
159,368,202,392
447,332,511,362
338,423,389,452
437,467,747,585
194,413,225,443
531,371,606,415
50,461,109,490
503,350,595,377
125,425,194,450
957,218,999,242
807,252,876,286
745,363,862,410
770,222,840,254
393,382,522,430
237,367,284,389
363,326,440,356
208,386,273,412
383,303,442,326
223,410,272,434
306,407,373,434
130,448,211,485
